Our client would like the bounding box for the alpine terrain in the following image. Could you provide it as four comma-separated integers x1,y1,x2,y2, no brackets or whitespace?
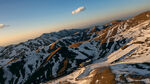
1,11,150,84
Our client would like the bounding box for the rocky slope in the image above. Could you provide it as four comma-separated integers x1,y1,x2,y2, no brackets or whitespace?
0,11,150,84
48,11,150,84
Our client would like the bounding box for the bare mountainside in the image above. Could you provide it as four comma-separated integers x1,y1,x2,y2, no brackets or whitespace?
0,11,150,84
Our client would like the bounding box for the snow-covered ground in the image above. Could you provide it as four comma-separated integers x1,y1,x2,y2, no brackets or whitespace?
46,15,150,84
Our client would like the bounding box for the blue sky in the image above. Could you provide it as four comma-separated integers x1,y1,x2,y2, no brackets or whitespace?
0,0,150,46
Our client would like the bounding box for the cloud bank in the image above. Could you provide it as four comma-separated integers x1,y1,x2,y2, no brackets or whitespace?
0,24,9,29
72,6,85,15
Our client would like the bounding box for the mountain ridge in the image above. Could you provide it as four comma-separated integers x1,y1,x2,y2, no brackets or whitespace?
0,11,150,84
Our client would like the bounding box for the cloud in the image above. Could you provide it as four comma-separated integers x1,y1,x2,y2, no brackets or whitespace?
0,24,9,29
72,6,85,15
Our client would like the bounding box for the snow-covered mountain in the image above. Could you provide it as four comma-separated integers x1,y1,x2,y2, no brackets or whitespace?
0,11,150,84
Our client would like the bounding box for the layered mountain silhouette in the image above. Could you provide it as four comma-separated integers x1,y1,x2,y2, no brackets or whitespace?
0,11,150,84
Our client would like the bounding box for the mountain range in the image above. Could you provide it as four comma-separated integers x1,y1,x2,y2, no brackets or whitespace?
0,11,150,84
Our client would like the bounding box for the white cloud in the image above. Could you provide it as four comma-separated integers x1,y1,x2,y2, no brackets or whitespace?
0,24,9,29
72,6,85,15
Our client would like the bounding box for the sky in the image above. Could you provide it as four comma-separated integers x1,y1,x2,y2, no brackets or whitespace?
0,0,150,46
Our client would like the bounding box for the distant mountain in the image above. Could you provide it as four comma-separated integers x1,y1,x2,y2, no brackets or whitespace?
0,11,150,84
0,47,3,51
